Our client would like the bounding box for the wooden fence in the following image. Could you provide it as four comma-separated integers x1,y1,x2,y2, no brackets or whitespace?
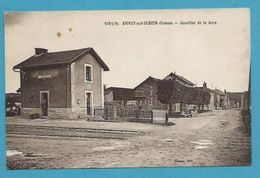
104,102,168,124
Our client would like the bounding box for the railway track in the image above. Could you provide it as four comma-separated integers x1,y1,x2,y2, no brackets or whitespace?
6,124,145,140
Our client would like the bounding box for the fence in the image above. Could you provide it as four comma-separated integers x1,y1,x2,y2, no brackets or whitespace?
104,102,168,124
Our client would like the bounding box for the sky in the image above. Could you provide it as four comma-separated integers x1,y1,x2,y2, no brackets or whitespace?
5,9,250,93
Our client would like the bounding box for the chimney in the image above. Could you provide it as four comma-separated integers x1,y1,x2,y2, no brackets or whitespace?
203,81,207,88
35,48,48,55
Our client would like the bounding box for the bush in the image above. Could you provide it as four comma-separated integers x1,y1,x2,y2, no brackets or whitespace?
158,79,210,105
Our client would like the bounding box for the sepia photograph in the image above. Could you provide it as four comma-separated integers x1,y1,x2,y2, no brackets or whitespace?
5,9,251,169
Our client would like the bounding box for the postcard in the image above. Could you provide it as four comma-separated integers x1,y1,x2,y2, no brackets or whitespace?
4,9,251,170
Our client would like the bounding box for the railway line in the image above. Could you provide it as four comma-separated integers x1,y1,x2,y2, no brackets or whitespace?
6,124,145,140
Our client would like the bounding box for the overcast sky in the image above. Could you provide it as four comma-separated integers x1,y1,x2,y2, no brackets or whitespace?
5,9,250,93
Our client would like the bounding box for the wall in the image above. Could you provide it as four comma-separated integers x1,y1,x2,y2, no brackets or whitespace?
205,92,215,110
20,65,71,109
104,91,113,103
214,94,221,109
134,79,168,110
71,53,103,116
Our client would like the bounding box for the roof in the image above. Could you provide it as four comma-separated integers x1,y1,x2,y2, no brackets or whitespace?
16,87,21,93
226,92,244,100
134,76,160,90
195,87,214,93
13,48,109,71
105,87,134,101
163,72,195,86
213,89,226,95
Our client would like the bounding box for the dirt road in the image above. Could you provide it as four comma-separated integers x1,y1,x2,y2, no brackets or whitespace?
6,109,251,169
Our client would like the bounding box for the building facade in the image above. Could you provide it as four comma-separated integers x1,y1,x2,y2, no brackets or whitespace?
163,72,195,113
134,76,168,110
13,48,109,119
134,72,196,112
104,87,134,104
195,82,215,111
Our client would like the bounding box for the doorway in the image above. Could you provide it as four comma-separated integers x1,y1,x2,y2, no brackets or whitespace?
85,91,93,115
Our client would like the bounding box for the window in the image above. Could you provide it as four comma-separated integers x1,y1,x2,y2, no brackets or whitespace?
84,64,93,82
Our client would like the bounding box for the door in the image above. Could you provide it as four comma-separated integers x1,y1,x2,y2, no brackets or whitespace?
86,92,92,115
40,92,49,117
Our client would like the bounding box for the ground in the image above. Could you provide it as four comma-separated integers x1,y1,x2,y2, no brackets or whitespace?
6,109,251,169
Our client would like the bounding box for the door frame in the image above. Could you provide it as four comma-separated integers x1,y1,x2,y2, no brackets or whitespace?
85,90,93,115
40,90,50,116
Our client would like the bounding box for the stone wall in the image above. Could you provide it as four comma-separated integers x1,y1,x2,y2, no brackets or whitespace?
21,107,104,119
21,108,41,117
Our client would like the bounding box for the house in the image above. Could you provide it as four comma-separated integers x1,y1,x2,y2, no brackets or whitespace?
134,76,168,110
195,82,215,110
227,91,250,110
133,72,195,112
163,72,195,87
104,87,134,105
213,89,230,109
226,92,244,108
163,72,196,113
13,47,109,119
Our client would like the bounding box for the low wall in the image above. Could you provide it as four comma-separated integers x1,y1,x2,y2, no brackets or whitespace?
21,107,104,119
21,108,41,118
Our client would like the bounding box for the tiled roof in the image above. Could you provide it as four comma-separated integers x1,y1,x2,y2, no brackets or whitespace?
134,76,160,89
105,87,134,101
13,48,109,71
164,72,195,86
226,92,244,100
213,89,225,95
195,87,214,93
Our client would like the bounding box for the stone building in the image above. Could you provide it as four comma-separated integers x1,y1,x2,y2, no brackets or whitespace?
227,92,244,108
104,87,134,104
195,82,215,110
134,72,195,112
227,91,250,111
163,72,195,87
134,76,168,110
13,48,109,119
163,72,196,113
213,89,230,109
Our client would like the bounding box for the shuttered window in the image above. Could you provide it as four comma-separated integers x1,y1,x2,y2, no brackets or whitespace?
84,64,93,82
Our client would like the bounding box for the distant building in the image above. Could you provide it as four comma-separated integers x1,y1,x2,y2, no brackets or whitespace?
163,72,195,112
227,91,250,110
227,92,244,108
213,89,230,109
5,93,21,114
195,82,215,110
5,93,21,104
13,48,109,119
134,72,196,112
134,76,167,110
105,87,134,105
163,72,195,87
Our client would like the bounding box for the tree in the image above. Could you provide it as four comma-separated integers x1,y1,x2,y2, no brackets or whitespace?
157,79,211,112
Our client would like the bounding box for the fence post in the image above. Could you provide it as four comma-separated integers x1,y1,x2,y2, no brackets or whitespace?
113,107,117,119
151,110,153,123
105,108,108,120
165,112,168,125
